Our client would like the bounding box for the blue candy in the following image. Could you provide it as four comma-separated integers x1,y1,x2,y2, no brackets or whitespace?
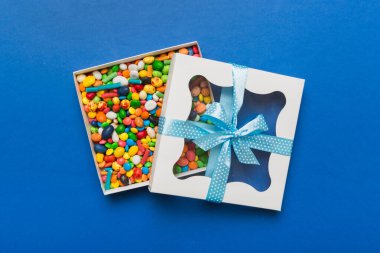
187,47,194,56
142,167,149,175
147,94,153,100
182,165,189,172
126,139,136,146
94,144,107,153
143,120,150,126
124,163,132,171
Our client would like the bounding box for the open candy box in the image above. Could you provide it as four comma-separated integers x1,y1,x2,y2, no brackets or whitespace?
149,54,304,210
73,42,208,194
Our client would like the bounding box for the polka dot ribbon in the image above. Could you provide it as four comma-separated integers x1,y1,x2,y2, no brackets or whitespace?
158,64,293,203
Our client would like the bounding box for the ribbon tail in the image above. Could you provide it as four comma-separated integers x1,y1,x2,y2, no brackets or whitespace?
206,141,232,203
241,134,293,156
231,138,260,165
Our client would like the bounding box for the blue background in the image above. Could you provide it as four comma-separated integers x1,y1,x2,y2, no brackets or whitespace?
1,0,379,252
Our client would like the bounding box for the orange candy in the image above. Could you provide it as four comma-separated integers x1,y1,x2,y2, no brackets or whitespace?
147,65,153,77
168,51,175,58
157,86,166,93
111,174,117,183
96,111,107,122
94,80,103,87
142,174,148,182
195,103,206,114
155,108,161,117
91,133,101,142
179,48,189,55
79,83,85,92
189,161,198,170
101,68,108,74
122,70,130,78
134,117,144,127
135,108,142,117
141,111,150,119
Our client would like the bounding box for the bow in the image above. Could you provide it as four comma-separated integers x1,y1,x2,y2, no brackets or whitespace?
158,64,293,203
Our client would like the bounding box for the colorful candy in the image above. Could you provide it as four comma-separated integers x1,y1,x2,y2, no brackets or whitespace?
77,46,204,190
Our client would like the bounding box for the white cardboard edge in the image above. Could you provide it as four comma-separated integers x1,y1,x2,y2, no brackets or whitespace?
73,42,202,195
149,54,304,210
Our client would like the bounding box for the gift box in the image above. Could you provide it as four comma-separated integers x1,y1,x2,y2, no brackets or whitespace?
73,42,202,195
149,54,304,210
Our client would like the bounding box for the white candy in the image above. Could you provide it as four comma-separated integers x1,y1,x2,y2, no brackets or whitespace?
139,91,147,100
137,60,145,70
76,74,86,83
112,76,128,85
128,64,138,71
106,111,117,120
152,94,159,101
98,128,103,135
147,127,156,139
130,70,139,79
145,100,157,111
119,63,127,70
132,155,141,165
112,131,119,142
92,71,102,80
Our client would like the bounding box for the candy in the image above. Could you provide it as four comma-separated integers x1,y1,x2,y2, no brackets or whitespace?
77,45,204,190
144,100,157,111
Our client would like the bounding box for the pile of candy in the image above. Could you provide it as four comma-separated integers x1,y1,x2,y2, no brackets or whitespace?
173,76,213,174
77,46,202,190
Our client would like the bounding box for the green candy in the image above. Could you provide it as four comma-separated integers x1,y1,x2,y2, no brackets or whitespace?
164,60,171,65
93,96,100,103
155,91,164,98
144,162,152,167
118,109,126,119
199,154,209,164
105,143,112,148
107,100,114,108
195,147,206,156
149,123,155,127
174,165,182,174
162,65,170,75
196,161,204,168
90,127,98,134
111,65,119,72
161,75,168,83
128,132,137,141
117,116,122,124
152,60,164,71
116,125,125,134
111,142,118,149
130,100,141,108
127,92,132,100
148,142,155,147
101,122,109,128
152,70,162,77
102,72,117,83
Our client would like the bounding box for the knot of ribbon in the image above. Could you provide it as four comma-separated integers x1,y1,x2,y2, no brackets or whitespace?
158,64,293,203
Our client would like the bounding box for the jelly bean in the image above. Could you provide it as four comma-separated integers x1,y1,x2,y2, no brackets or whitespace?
132,155,141,165
191,86,201,97
162,65,170,75
83,76,96,87
128,64,138,71
112,76,128,85
106,111,117,120
151,77,163,87
128,146,139,156
91,133,101,142
182,165,189,172
94,144,107,154
130,70,139,79
188,161,198,170
115,124,125,134
142,167,149,175
177,157,189,167
114,147,125,158
152,70,162,77
96,153,104,163
112,131,119,142
120,174,129,186
186,150,196,161
133,167,142,179
152,60,164,71
179,48,188,55
145,100,157,111
77,74,86,82
161,75,168,83
124,163,132,171
128,132,137,141
137,60,145,70
119,63,127,70
102,125,114,139
143,56,154,64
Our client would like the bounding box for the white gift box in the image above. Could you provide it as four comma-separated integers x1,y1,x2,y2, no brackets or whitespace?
149,54,304,210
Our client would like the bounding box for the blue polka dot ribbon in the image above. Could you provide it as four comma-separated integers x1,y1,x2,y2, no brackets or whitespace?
158,64,293,203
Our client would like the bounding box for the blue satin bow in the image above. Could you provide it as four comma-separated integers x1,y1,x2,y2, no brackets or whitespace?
158,64,293,203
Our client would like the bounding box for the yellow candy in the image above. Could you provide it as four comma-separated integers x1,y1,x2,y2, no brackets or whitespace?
145,136,151,142
129,107,136,115
111,181,120,188
139,70,147,78
204,96,212,104
88,111,96,118
131,93,139,100
151,77,163,87
96,153,104,163
106,119,112,123
195,155,199,161
143,56,155,64
112,97,120,105
119,133,128,141
97,90,105,96
114,147,125,158
82,97,89,105
131,128,138,134
106,149,114,155
137,164,142,168
83,76,95,87
127,170,133,177
149,147,155,151
144,85,155,94
141,139,148,144
112,161,121,171
128,146,138,156
81,92,87,98
123,153,130,160
135,178,142,183
199,94,204,102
